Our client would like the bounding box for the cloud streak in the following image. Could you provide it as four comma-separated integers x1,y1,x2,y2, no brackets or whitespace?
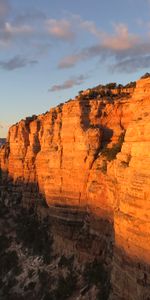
0,21,34,46
4,22,33,34
0,22,34,47
0,55,38,71
58,44,104,69
58,23,140,68
0,7,150,74
49,74,87,92
45,18,75,41
111,55,150,73
57,22,150,74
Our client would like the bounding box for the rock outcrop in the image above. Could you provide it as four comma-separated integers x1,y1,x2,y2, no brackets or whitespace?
0,76,150,299
109,78,150,300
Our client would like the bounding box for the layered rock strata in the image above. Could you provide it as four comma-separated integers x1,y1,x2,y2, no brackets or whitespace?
0,77,150,299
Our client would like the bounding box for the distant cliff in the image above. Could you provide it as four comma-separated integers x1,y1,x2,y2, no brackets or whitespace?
0,76,150,300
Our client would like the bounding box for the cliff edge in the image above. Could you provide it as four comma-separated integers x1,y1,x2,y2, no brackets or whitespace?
0,76,150,300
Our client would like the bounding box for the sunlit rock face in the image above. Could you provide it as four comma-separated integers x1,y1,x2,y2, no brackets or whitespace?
0,77,150,299
108,80,150,300
0,96,130,211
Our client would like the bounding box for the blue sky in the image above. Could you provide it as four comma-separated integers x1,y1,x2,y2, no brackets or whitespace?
0,0,150,137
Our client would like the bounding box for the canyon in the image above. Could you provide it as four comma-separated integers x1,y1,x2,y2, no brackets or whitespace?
0,75,150,300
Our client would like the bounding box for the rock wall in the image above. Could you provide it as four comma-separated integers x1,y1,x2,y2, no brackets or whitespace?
0,77,150,299
108,78,150,300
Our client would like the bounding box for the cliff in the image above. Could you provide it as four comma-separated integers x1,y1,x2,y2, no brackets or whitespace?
0,76,150,299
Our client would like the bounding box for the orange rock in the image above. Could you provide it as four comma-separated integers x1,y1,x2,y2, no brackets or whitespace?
0,76,150,299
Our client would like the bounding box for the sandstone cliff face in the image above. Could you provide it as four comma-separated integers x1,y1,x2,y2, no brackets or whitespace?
0,77,150,299
108,78,150,300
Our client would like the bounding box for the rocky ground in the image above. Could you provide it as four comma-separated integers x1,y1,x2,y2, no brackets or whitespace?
0,203,110,300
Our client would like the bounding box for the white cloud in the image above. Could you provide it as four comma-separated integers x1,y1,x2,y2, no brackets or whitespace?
102,23,139,51
0,21,34,47
0,7,149,75
58,21,150,73
58,54,83,69
45,18,75,41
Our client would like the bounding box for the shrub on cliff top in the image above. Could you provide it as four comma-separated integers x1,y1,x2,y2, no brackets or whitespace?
105,82,117,89
124,81,136,88
141,72,150,79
